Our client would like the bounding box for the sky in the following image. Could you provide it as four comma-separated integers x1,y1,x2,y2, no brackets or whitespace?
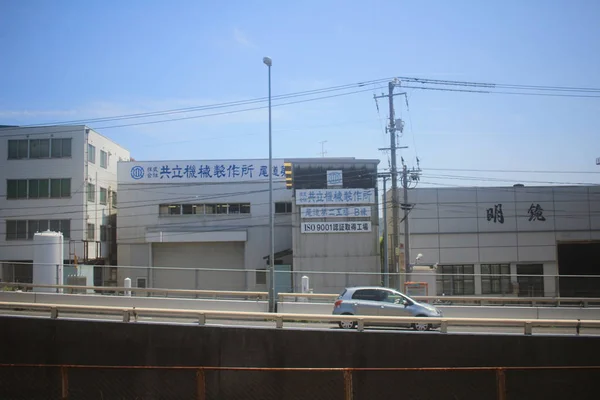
1,0,599,188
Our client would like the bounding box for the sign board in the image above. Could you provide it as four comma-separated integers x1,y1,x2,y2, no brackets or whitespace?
327,170,343,187
295,189,375,205
301,206,371,218
119,159,286,184
301,221,372,233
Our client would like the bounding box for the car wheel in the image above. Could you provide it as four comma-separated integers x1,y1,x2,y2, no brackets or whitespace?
413,316,430,331
339,313,357,329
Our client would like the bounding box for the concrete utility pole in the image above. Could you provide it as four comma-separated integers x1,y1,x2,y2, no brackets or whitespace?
401,159,422,288
378,173,391,288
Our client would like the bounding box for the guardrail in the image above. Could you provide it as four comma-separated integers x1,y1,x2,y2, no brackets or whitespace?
3,282,600,307
278,292,600,307
1,301,599,336
0,282,267,300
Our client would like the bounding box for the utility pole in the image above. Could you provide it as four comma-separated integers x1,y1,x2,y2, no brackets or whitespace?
401,158,422,284
378,173,391,288
375,79,417,291
318,141,328,157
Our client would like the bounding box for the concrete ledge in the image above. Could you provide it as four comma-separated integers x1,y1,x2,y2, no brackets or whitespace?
0,291,268,313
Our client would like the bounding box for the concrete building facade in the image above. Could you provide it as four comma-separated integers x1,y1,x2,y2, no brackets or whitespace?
0,125,130,283
387,185,600,297
117,157,380,293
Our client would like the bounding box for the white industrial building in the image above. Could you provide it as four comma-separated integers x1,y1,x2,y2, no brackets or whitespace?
117,158,380,293
388,185,600,297
0,125,130,284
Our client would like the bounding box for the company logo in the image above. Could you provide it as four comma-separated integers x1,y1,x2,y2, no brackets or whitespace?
130,166,145,180
327,170,343,187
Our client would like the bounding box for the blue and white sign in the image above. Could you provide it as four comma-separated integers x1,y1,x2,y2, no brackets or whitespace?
119,160,286,184
327,170,343,187
301,206,371,218
295,189,375,205
301,221,372,233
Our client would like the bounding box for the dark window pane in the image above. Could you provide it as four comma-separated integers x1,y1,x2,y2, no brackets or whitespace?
51,139,62,158
6,220,17,240
229,204,241,214
29,139,40,158
216,204,228,214
61,179,70,197
17,180,27,198
50,179,61,198
168,205,181,215
88,144,95,163
275,202,286,213
16,220,27,239
18,140,28,158
241,204,251,214
39,220,48,232
182,204,194,214
8,140,18,159
39,139,50,157
50,220,60,232
111,191,117,207
60,220,70,239
205,204,215,214
87,183,95,202
62,139,72,157
99,188,107,204
28,180,39,198
87,223,95,240
7,180,17,199
28,220,39,239
39,179,49,198
100,225,107,241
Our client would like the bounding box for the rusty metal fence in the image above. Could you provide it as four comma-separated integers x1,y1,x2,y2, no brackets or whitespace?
0,364,598,400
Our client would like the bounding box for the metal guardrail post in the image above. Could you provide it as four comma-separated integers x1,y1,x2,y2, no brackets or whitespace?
440,320,448,334
196,368,206,400
61,367,69,400
122,310,130,323
357,320,365,332
276,316,283,329
50,307,58,319
495,368,506,400
524,322,532,335
198,314,206,326
343,369,353,400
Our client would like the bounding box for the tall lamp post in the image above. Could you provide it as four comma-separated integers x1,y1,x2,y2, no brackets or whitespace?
263,56,275,312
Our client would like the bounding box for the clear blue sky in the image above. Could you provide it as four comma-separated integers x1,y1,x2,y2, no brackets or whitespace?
1,0,599,187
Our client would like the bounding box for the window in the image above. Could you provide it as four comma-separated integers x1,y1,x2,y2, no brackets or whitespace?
6,220,26,240
25,219,70,239
136,277,147,288
8,139,28,159
111,191,117,207
256,269,267,285
351,289,382,301
38,179,50,198
88,144,96,163
99,187,108,205
87,223,95,240
481,264,511,295
48,178,71,198
51,138,72,158
100,150,108,168
28,179,40,198
87,183,95,202
436,265,475,295
159,203,251,215
100,225,108,242
29,139,50,158
7,179,28,199
275,202,293,214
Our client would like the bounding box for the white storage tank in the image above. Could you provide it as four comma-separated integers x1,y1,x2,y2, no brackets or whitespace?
33,231,64,293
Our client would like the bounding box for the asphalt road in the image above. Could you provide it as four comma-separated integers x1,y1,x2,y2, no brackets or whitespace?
2,310,599,336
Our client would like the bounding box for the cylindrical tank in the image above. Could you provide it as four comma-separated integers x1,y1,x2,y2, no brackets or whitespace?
33,231,64,293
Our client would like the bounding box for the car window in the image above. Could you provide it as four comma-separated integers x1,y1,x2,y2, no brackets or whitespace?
351,289,380,301
338,289,347,299
381,291,404,303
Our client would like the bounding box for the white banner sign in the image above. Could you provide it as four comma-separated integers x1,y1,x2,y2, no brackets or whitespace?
119,159,286,184
301,206,372,218
301,221,372,233
295,189,375,205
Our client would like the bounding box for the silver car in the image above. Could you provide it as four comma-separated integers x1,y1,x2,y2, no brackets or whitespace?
332,286,442,331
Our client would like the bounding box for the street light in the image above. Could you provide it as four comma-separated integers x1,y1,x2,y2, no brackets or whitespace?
263,56,275,312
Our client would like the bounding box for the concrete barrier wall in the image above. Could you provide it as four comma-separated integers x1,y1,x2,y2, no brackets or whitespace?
0,291,268,313
0,316,599,400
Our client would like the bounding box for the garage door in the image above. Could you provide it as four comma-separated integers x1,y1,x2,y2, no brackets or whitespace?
152,242,245,291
